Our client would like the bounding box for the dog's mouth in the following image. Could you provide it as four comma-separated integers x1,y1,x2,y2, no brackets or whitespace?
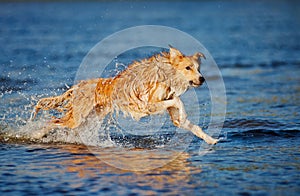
189,77,205,87
189,80,202,87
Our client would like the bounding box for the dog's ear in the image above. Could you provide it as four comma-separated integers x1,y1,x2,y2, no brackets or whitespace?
193,52,206,60
169,47,183,61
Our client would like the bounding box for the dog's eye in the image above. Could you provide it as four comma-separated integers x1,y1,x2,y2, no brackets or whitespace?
185,66,191,70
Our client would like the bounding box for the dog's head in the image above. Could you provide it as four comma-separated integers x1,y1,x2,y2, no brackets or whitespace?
169,47,206,87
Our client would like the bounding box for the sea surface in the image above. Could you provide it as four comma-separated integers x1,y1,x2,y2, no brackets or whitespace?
1,1,300,195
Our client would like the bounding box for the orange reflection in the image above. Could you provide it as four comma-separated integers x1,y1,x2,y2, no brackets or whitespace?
56,144,200,193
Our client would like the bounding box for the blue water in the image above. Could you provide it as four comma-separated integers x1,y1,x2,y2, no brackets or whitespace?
1,1,300,195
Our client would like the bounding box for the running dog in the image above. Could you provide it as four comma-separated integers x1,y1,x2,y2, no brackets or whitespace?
31,47,218,144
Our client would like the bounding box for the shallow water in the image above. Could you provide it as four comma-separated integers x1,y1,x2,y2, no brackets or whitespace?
1,1,300,195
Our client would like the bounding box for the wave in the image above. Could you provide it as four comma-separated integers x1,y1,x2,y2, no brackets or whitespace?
223,118,287,130
220,60,300,69
222,118,300,141
228,129,300,140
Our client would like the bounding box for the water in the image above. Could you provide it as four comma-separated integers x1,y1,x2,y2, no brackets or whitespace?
1,1,300,195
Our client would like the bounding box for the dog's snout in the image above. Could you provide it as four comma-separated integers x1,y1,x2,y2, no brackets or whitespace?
199,76,205,84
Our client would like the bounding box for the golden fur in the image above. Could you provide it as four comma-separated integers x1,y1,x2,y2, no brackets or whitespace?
31,47,218,144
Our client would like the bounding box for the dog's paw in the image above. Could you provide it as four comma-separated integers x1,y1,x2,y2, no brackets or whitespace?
204,135,219,145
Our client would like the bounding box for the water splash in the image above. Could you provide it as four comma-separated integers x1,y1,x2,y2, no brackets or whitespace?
0,87,172,148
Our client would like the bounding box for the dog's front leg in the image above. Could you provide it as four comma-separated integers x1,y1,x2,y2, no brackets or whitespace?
165,96,187,126
167,100,218,145
148,96,186,123
180,120,218,145
147,97,217,144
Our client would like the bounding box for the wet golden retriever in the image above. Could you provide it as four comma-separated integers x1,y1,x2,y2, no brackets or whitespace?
31,47,218,144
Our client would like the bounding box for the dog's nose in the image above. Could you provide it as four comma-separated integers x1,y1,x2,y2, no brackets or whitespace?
199,76,205,84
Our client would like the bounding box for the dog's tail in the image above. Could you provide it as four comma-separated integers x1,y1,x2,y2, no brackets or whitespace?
30,79,100,129
30,87,75,127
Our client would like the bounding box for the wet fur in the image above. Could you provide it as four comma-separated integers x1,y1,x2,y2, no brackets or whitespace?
31,47,218,144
